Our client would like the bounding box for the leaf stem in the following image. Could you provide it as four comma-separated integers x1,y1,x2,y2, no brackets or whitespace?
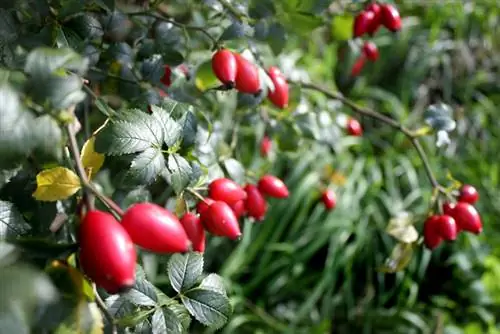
297,81,443,191
217,0,253,23
93,283,117,334
185,188,207,203
66,124,125,217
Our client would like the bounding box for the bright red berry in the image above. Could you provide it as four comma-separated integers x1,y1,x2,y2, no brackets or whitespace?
353,10,375,38
197,198,215,216
423,215,442,250
79,210,136,293
362,41,379,62
160,65,172,87
212,49,237,87
180,213,206,253
435,215,458,241
257,175,289,199
230,200,246,219
380,4,402,32
365,3,382,35
458,184,479,204
347,118,363,136
447,202,482,234
121,203,190,253
234,53,261,94
267,66,289,109
260,136,272,157
205,201,242,239
208,178,247,205
321,189,337,211
350,56,366,77
244,184,267,221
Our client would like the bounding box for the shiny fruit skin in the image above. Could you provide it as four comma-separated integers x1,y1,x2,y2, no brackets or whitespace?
208,178,247,205
197,198,215,217
423,215,442,250
230,200,246,219
350,56,366,77
267,66,289,109
212,49,237,87
447,202,482,234
244,184,267,221
362,41,379,61
234,53,261,94
353,11,375,38
121,203,190,253
160,65,172,87
79,210,137,294
365,3,382,35
206,201,242,239
381,4,402,32
180,213,206,253
260,136,272,157
458,184,479,204
198,199,226,236
436,215,457,241
321,189,337,211
347,118,363,136
257,175,289,199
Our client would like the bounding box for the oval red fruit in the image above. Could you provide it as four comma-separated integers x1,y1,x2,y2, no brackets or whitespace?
365,3,382,35
447,202,482,234
350,56,366,77
180,213,206,253
197,198,215,217
321,189,337,211
257,175,289,199
435,215,457,241
244,184,267,221
160,65,172,87
121,203,190,253
347,118,363,136
208,178,247,205
423,215,442,250
212,49,237,87
362,41,379,62
267,66,289,109
353,10,375,38
79,210,136,294
230,200,246,219
260,135,272,157
380,4,402,32
234,53,261,94
206,201,242,239
458,184,479,204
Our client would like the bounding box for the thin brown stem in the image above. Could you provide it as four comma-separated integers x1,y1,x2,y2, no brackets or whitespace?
217,0,254,23
185,188,207,203
93,283,117,334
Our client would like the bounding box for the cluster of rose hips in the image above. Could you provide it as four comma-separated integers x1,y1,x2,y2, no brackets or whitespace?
351,2,402,76
77,175,289,293
424,184,482,250
211,48,290,109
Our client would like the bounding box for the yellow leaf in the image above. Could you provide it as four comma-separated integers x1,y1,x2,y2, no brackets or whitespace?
33,167,81,201
80,137,105,179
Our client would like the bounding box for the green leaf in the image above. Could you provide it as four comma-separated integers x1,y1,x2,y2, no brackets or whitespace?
386,212,419,244
277,11,323,36
180,288,232,329
123,288,157,307
155,290,191,330
331,14,353,41
128,275,158,306
199,274,227,296
140,55,165,84
0,200,31,239
28,74,86,110
168,252,204,293
152,308,183,334
179,110,197,148
24,47,88,79
128,147,165,185
223,159,245,185
163,154,193,194
95,109,163,155
220,22,247,41
150,105,183,147
115,308,154,327
378,243,414,273
31,115,63,162
105,295,135,318
194,60,219,92
267,23,287,55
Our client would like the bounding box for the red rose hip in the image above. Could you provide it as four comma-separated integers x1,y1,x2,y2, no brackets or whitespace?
267,66,289,109
260,135,272,157
230,200,246,219
208,178,247,205
212,49,237,87
458,184,479,204
180,212,206,253
380,4,402,32
244,184,267,221
362,41,379,62
257,175,289,198
447,202,482,234
435,215,458,241
79,210,137,294
353,10,375,38
321,189,337,211
365,3,382,35
423,215,442,250
234,53,261,94
205,201,242,239
347,118,363,136
160,65,172,87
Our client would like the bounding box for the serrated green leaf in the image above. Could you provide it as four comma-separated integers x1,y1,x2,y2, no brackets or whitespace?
105,295,135,318
168,253,204,293
129,276,158,305
140,55,164,84
152,308,182,334
95,110,163,155
116,308,154,327
28,74,86,110
24,47,88,79
219,22,246,41
179,110,197,148
181,288,232,329
199,274,227,296
223,159,245,185
128,147,165,185
32,115,63,162
0,200,31,239
150,105,182,147
164,154,193,194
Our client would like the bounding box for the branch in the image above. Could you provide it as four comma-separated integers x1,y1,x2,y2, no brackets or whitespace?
217,0,253,23
93,283,117,334
296,81,442,190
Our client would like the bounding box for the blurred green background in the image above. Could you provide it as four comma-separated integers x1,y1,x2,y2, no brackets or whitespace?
197,1,500,333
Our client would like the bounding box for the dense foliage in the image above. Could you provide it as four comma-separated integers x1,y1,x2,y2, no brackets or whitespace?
0,0,499,333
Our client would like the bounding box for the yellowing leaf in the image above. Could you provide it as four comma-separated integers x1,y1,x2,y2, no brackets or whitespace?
80,137,105,179
33,167,81,201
